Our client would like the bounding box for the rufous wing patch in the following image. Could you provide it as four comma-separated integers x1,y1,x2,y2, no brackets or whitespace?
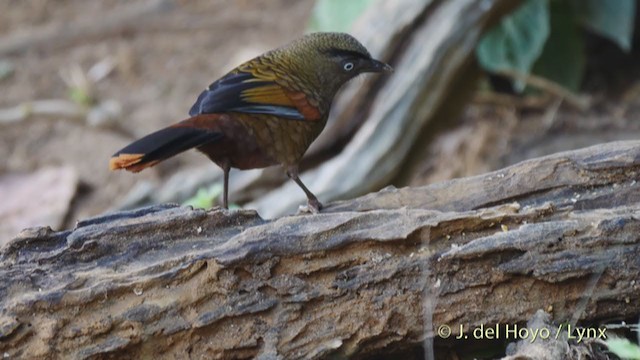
286,91,321,121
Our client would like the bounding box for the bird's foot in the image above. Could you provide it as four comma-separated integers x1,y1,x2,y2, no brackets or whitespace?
296,198,323,215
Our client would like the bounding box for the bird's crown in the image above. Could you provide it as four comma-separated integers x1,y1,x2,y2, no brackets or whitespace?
264,33,388,98
287,32,372,60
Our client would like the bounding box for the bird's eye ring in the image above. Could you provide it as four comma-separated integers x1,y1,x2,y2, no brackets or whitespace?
343,62,354,71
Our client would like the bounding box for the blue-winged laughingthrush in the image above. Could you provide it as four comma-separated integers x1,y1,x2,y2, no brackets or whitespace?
109,32,392,212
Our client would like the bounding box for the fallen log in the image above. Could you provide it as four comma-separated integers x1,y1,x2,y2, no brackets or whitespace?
1,141,639,359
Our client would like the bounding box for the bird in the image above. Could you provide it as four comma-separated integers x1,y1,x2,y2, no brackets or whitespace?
109,32,392,212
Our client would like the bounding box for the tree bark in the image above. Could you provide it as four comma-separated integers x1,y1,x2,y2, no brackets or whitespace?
1,141,640,359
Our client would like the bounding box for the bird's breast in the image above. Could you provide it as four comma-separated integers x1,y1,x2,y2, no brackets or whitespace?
236,114,327,166
196,114,277,170
196,113,326,170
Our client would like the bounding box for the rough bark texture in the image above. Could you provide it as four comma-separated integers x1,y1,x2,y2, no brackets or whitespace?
1,141,640,359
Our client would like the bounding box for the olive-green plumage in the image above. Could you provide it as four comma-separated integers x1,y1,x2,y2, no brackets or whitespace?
110,32,392,212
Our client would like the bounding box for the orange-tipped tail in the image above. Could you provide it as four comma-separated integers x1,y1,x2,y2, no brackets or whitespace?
109,153,143,170
109,153,161,173
109,121,223,173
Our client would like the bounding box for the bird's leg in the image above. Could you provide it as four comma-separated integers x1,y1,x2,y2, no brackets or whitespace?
221,160,230,209
286,165,322,213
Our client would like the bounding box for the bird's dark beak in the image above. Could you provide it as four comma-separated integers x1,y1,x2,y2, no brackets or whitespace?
366,58,393,73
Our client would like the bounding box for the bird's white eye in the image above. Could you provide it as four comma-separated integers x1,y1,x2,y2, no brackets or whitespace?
343,62,354,71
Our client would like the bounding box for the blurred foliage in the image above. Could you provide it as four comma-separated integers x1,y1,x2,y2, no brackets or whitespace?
308,0,375,32
606,337,640,359
532,0,585,92
578,0,636,51
68,87,94,106
477,0,637,92
476,0,550,91
183,183,223,209
183,183,239,210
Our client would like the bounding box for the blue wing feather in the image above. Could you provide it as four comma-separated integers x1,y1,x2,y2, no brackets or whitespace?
189,72,304,120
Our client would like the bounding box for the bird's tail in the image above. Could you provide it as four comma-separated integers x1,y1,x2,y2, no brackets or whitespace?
109,117,222,173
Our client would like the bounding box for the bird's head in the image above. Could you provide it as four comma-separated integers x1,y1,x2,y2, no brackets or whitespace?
277,32,392,99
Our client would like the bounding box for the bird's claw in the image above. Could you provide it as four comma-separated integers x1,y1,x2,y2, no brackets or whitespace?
296,199,323,215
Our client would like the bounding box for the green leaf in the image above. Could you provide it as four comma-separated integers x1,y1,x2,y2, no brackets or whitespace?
183,183,223,209
532,0,585,92
576,0,636,52
476,0,550,91
606,338,640,360
69,87,93,106
308,0,376,32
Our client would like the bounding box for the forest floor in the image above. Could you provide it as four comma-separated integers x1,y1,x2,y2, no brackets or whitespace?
0,0,315,241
